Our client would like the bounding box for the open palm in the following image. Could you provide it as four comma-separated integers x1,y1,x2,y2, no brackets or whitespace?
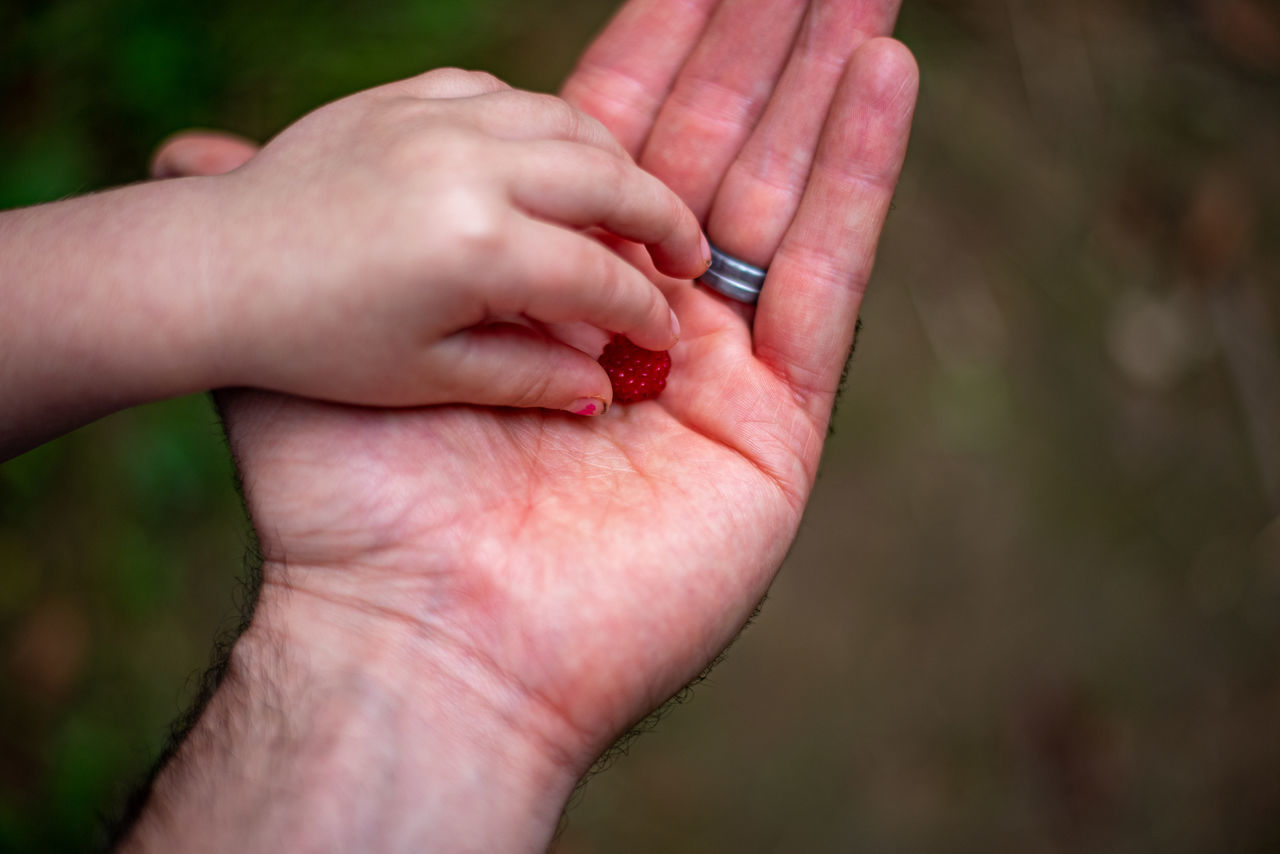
166,0,916,771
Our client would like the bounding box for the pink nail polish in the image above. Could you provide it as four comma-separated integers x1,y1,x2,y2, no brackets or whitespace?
566,397,607,416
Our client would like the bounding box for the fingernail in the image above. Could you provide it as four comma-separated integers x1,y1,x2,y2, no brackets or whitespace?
669,309,681,342
566,397,608,417
700,232,712,269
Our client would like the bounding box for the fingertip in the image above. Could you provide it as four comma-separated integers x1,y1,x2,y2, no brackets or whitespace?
607,260,681,351
643,187,713,280
854,37,920,111
624,300,681,351
564,396,610,416
396,67,512,98
439,324,619,413
646,234,714,282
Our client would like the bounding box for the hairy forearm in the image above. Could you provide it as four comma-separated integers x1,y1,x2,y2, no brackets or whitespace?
0,179,229,459
120,574,580,854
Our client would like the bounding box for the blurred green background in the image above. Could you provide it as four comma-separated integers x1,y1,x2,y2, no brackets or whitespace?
2,0,1279,851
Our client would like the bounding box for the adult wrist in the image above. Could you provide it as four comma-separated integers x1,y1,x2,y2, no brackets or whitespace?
126,564,582,853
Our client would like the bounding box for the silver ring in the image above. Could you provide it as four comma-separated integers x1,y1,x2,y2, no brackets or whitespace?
698,242,767,304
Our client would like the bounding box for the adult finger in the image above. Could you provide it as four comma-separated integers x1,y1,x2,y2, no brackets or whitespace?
751,38,918,421
504,140,708,279
150,130,260,178
486,215,679,351
561,0,721,155
704,0,903,267
637,0,809,219
427,323,616,414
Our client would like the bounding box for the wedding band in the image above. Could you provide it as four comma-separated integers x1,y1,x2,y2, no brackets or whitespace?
698,242,768,304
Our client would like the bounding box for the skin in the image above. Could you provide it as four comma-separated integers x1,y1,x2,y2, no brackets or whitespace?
0,71,709,460
121,1,917,851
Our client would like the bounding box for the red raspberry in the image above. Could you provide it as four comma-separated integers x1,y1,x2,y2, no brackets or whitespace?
598,334,671,403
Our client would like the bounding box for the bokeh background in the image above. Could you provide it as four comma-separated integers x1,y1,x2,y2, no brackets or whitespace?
3,0,1279,850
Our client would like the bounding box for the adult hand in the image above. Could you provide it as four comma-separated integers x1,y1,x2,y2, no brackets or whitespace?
128,2,916,851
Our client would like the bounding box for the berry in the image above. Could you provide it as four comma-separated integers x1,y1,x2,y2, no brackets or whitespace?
598,334,671,403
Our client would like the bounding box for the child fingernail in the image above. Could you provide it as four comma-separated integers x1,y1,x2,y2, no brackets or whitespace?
566,397,608,417
669,309,681,341
700,232,712,269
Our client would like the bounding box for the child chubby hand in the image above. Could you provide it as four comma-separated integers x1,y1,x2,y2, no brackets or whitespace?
0,68,709,459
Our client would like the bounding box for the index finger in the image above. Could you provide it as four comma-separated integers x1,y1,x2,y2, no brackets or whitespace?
504,140,709,279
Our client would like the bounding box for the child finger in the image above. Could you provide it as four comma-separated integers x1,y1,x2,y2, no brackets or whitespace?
484,217,679,352
505,140,708,280
427,323,615,414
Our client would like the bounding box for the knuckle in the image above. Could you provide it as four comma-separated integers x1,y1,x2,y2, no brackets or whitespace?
416,67,509,96
381,124,437,169
448,190,515,260
538,93,583,138
532,93,600,147
606,149,633,191
415,66,467,92
462,69,509,93
450,200,506,255
388,121,484,172
580,143,628,191
579,112,620,153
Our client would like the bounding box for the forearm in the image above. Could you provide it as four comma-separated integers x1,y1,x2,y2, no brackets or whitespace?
0,179,231,458
120,573,580,854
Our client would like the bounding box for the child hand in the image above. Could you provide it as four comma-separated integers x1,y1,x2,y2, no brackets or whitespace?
201,68,709,414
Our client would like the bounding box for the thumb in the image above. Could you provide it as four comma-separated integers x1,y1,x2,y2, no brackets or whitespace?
150,130,261,178
432,324,615,416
